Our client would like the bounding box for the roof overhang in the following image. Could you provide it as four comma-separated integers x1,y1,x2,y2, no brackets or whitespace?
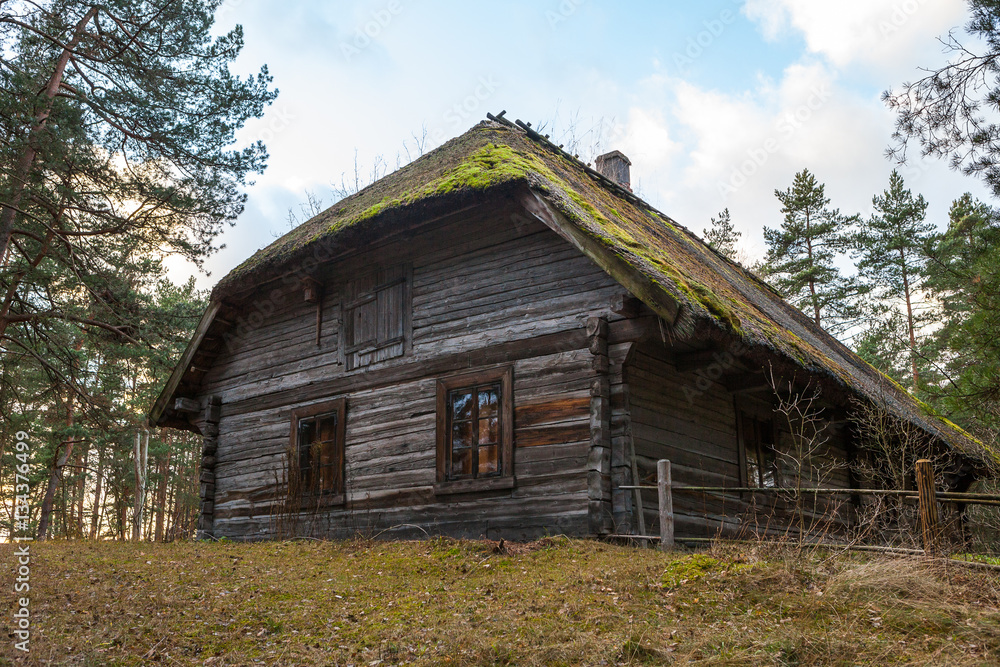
149,300,221,432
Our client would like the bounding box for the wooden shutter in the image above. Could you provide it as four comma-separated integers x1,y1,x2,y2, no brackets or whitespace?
343,264,411,370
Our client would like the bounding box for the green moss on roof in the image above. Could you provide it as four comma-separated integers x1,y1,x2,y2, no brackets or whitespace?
349,143,539,225
208,118,989,463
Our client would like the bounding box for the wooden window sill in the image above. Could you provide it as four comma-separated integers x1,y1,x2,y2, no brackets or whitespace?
433,476,515,496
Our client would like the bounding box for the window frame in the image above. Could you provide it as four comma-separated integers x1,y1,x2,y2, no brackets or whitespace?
340,263,412,371
434,366,515,495
736,407,780,489
289,398,347,505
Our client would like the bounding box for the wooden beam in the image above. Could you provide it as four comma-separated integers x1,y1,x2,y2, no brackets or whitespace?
611,293,642,319
916,459,940,556
607,316,655,345
173,397,200,413
588,316,612,536
658,459,674,550
149,300,222,429
224,327,590,418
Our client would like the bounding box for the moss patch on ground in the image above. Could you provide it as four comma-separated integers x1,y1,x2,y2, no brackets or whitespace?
2,538,999,666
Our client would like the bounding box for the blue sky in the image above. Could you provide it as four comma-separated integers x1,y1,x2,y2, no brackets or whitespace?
172,0,991,287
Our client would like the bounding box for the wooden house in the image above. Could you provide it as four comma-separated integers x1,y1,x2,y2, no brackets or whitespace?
151,113,988,542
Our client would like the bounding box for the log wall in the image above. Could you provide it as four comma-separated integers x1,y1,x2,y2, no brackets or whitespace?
198,204,632,540
624,341,855,539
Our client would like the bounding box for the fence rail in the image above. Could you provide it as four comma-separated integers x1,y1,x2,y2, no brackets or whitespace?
619,485,1000,502
619,459,997,552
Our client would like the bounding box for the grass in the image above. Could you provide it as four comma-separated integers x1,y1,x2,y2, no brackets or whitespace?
2,537,1000,665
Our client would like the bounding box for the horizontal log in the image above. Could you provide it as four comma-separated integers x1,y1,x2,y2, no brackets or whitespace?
222,328,589,418
517,423,591,448
515,395,590,428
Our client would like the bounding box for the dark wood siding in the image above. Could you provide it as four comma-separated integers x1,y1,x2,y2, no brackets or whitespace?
624,341,854,539
200,204,629,540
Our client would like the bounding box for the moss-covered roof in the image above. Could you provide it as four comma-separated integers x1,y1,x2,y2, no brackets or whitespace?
208,117,988,463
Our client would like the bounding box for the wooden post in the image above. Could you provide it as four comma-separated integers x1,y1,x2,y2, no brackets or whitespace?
658,459,674,550
915,459,940,556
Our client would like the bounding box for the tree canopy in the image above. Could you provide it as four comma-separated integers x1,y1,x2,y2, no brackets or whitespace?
921,193,1000,439
0,0,275,540
703,208,741,261
884,0,1000,197
852,170,934,388
764,169,855,332
0,0,275,390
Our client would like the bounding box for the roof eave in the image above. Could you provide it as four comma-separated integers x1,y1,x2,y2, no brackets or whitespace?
149,299,221,431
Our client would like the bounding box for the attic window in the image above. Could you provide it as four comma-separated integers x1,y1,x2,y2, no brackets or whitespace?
342,264,412,370
434,366,515,495
290,398,346,499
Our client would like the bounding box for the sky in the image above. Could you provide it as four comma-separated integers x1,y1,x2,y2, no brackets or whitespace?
172,0,992,289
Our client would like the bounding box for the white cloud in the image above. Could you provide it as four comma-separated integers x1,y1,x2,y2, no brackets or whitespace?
620,107,681,171
742,0,788,41
180,1,991,292
616,58,991,265
743,0,968,72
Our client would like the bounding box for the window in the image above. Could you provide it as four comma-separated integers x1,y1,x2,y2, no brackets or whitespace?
435,367,514,494
738,410,779,488
342,264,411,370
290,399,346,500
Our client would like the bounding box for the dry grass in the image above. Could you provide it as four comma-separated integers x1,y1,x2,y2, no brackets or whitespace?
1,537,1000,666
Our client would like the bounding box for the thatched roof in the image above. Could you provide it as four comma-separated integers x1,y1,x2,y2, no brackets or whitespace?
157,115,989,464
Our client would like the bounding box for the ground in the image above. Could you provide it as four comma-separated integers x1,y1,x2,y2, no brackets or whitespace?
1,537,999,666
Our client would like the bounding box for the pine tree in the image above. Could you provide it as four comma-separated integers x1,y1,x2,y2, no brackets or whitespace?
764,169,854,332
885,1,1000,198
853,309,912,386
704,208,741,261
0,2,274,538
0,0,276,345
852,170,934,388
921,193,1000,438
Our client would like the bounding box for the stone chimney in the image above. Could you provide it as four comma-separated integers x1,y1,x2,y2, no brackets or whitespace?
594,150,632,191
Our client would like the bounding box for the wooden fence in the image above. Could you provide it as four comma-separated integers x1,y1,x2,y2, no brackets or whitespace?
619,459,1000,554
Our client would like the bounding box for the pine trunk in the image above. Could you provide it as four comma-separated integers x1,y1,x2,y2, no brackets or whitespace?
155,434,172,542
805,211,821,326
0,8,97,273
74,448,86,537
89,445,104,539
900,248,920,387
36,394,75,540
